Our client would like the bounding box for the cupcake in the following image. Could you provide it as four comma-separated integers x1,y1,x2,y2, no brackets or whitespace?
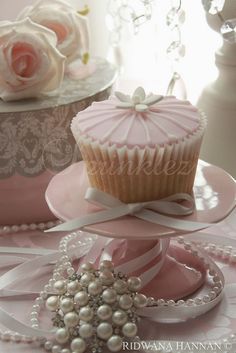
71,87,206,203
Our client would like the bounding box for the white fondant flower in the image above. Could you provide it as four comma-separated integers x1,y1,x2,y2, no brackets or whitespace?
0,18,65,101
17,0,90,64
115,86,163,112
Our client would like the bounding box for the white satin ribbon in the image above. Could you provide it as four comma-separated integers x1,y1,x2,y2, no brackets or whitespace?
0,232,226,338
46,188,211,233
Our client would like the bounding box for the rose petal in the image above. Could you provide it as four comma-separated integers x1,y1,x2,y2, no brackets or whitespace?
41,21,68,44
0,18,66,101
17,0,90,64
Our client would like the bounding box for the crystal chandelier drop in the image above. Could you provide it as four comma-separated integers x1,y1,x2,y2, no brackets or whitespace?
106,0,154,68
166,0,187,99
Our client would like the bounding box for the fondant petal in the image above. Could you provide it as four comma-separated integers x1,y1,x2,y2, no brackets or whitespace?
115,91,131,103
132,86,146,103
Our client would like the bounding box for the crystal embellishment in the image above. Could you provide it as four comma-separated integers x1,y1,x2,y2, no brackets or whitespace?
202,0,225,15
221,19,236,43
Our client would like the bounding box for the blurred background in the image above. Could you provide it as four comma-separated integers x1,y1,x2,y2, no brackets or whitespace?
0,0,221,104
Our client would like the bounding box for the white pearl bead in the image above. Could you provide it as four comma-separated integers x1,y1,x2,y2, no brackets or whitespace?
35,297,44,305
194,298,202,305
46,296,59,312
133,294,147,308
29,223,37,230
1,332,11,341
44,284,52,293
74,291,89,306
213,275,221,283
80,273,94,286
122,322,138,337
107,335,123,352
127,277,142,291
56,328,69,344
12,225,19,232
97,322,113,340
52,345,61,353
64,312,79,327
157,299,165,306
54,280,67,295
44,341,53,351
99,269,114,286
13,333,22,342
78,306,93,322
67,280,81,295
113,279,128,294
61,349,71,353
112,310,128,326
71,338,86,353
31,311,39,318
186,299,194,306
209,290,216,299
31,318,38,324
79,323,93,338
88,280,103,296
119,294,133,310
203,295,211,303
97,304,113,320
102,288,117,304
231,254,236,263
209,269,216,276
60,298,74,313
81,262,94,272
100,260,114,272
40,291,48,300
32,304,40,312
67,267,75,276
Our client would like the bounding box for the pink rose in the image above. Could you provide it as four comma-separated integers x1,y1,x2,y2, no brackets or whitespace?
17,0,90,64
0,18,66,101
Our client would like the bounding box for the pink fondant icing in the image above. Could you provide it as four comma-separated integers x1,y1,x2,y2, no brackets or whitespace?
73,95,202,148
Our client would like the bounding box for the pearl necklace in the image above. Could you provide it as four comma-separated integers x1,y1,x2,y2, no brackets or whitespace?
0,232,234,353
0,220,61,235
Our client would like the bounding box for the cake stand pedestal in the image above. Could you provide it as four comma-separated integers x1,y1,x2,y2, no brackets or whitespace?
46,160,236,301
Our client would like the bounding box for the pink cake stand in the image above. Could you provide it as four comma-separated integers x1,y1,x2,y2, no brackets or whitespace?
46,160,236,301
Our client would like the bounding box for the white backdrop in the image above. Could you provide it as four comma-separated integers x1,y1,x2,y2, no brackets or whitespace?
0,0,221,103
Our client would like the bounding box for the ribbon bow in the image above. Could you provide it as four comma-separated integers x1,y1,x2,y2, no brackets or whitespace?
46,188,211,233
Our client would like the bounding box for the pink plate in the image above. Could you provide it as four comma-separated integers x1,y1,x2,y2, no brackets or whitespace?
45,160,236,240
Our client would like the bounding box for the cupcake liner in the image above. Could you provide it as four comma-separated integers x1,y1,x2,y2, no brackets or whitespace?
72,113,207,203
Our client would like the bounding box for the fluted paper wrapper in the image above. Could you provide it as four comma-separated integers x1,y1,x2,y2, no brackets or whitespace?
72,114,207,203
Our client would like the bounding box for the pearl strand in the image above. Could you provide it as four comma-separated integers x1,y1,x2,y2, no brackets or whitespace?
146,237,224,308
32,233,225,353
0,220,61,235
0,232,235,353
203,243,236,264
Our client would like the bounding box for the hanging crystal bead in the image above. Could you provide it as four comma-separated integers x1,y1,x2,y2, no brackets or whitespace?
221,19,236,43
202,0,225,15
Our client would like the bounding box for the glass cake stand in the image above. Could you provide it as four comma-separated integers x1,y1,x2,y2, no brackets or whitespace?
46,160,236,301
